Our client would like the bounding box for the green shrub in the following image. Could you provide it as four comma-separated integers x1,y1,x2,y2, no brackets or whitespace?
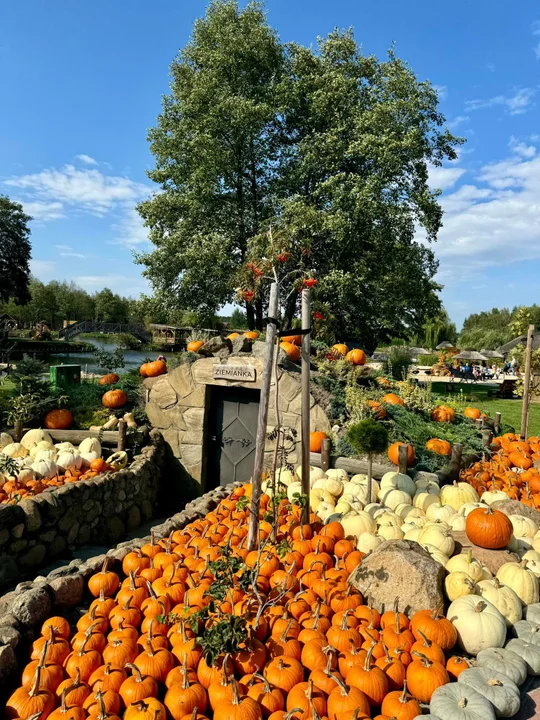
385,346,413,380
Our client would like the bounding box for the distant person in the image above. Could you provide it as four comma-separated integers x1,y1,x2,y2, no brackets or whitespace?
511,358,516,375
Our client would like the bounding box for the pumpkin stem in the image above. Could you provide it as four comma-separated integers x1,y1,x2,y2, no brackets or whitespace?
411,650,432,667
399,678,410,704
330,673,349,696
417,629,432,648
382,640,392,663
60,688,69,713
253,672,271,693
285,711,304,720
126,663,143,683
341,609,353,631
280,619,294,643
475,601,487,613
38,638,49,667
146,580,157,600
145,637,155,657
230,676,241,706
30,663,42,697
458,698,468,709
364,643,375,671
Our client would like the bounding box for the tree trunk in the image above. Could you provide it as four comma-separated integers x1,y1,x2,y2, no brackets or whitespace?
255,298,264,331
283,293,298,330
246,303,255,331
366,455,372,505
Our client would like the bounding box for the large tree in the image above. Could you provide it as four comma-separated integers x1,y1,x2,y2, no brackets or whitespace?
0,195,32,305
139,1,462,346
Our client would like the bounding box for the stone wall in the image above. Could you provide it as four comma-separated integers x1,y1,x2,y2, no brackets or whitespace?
145,355,332,484
0,483,232,700
0,430,167,590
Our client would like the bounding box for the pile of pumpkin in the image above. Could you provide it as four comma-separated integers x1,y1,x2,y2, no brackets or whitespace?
186,332,261,354
0,430,127,505
279,340,367,366
461,433,540,509
8,482,540,720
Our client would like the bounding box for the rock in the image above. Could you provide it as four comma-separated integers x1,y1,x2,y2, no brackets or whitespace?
349,540,445,616
39,529,57,544
0,528,9,546
77,524,91,545
0,504,24,530
0,626,20,648
0,645,17,685
198,336,232,357
149,377,178,410
11,523,25,539
19,544,47,571
141,501,153,521
12,587,51,627
58,510,76,533
412,470,440,486
251,341,267,358
106,516,125,542
48,535,67,558
126,505,141,531
0,614,19,629
231,335,252,354
48,575,84,608
19,499,42,533
491,500,540,525
452,532,520,573
9,539,28,554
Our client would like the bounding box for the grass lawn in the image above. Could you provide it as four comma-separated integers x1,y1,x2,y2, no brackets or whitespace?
471,398,540,437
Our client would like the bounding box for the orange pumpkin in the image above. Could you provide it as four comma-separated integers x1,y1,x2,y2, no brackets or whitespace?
332,344,349,357
310,432,329,453
44,409,73,430
187,340,204,353
243,331,260,341
102,390,128,409
430,405,455,423
381,393,405,407
140,363,149,377
280,342,301,363
465,506,513,549
346,349,366,366
99,373,120,386
226,333,239,340
145,360,167,378
368,401,386,420
388,442,415,467
281,335,302,346
425,438,452,456
464,407,481,420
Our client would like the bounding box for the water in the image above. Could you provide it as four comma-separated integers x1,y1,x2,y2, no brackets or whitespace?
49,338,181,375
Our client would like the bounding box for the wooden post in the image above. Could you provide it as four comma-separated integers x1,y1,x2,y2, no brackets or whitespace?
248,282,279,550
521,324,535,440
321,437,330,473
13,419,23,442
117,420,127,451
481,429,493,449
300,288,311,524
398,445,409,475
475,418,484,430
494,412,502,435
449,443,463,483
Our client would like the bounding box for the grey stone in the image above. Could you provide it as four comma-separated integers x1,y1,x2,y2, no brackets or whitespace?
0,626,20,648
199,336,232,357
231,335,252,354
141,500,153,521
12,587,51,627
19,499,42,533
0,645,17,685
251,340,267,358
0,528,9,546
19,544,46,571
0,504,24,530
168,363,196,399
77,524,91,545
126,505,141,531
0,613,19,629
16,581,35,592
106,516,125,542
9,539,28,554
492,500,540,524
39,530,57,543
350,540,445,616
150,377,178,410
48,574,84,608
452,532,519,574
67,521,80,546
48,535,67,558
183,407,204,431
11,523,25,539
58,510,76,533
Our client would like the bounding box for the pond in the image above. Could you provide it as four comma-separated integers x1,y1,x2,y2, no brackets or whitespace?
49,338,182,375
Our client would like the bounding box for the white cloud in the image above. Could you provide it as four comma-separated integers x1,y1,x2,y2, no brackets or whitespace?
75,154,99,166
73,273,150,297
465,87,536,115
509,136,536,159
60,252,86,259
55,244,72,251
448,115,470,130
30,260,57,281
486,63,496,72
5,164,148,216
433,85,448,101
111,206,150,248
428,165,466,192
22,200,65,221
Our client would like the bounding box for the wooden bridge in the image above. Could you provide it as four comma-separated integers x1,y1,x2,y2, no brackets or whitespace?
59,321,152,343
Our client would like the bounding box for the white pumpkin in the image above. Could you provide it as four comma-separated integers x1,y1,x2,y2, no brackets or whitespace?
380,471,416,497
296,465,325,486
510,515,538,539
335,500,352,515
363,503,384,518
30,440,55,459
458,502,484,517
1,443,29,459
20,428,52,450
476,578,523,627
340,511,377,538
375,511,403,528
348,477,380,502
316,501,335,521
446,551,489,583
317,477,343,498
497,560,540,606
533,538,540,554
377,524,404,541
415,479,440,494
413,492,441,512
0,432,13,450
273,467,296,488
379,488,412,511
449,514,467,532
447,595,507,655
426,503,457,523
523,550,540,564
326,468,348,483
34,448,57,462
403,528,423,542
79,437,102,456
445,571,477,602
514,536,533,553
424,519,451,532
395,504,425,521
440,481,479,511
401,522,420,535
482,490,509,506
430,680,496,720
423,545,450,566
357,531,382,553
418,526,455,556
55,442,76,452
31,459,58,479
57,452,83,472
18,467,35,483
80,451,100,468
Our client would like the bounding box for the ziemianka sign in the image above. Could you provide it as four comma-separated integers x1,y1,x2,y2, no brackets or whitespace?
213,364,257,382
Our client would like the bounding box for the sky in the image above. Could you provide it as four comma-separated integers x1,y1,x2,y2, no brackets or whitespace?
2,1,540,328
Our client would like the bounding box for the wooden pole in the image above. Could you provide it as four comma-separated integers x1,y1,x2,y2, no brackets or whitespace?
300,288,311,524
521,324,535,440
481,429,493,449
13,419,23,443
321,438,331,473
248,282,279,550
494,412,502,435
449,443,463,483
117,419,127,451
397,445,409,475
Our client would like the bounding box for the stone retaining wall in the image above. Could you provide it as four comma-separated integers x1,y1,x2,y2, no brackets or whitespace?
0,483,232,700
0,430,167,590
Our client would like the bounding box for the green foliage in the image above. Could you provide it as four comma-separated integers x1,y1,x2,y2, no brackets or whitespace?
206,551,246,603
410,309,457,349
196,611,248,668
9,355,49,394
92,346,125,373
347,418,388,456
117,334,142,350
0,195,32,304
230,308,248,330
386,346,413,380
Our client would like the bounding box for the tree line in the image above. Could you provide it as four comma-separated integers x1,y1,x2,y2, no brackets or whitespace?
459,305,540,351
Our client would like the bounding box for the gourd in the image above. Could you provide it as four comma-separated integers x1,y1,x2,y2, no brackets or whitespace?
2,443,29,458
418,526,455,556
429,682,496,720
446,552,489,583
377,524,404,541
523,602,540,624
380,471,416,497
106,452,128,471
379,488,412,511
123,412,137,429
446,597,506,655
505,638,540,675
458,667,520,718
0,432,13,450
459,502,484,517
496,560,540,605
511,619,540,646
445,572,477,602
427,504,457,523
79,438,102,456
356,532,382,554
476,647,527,687
57,452,83,472
103,416,119,430
31,460,58,480
440,482,479,511
20,428,52,450
476,578,522,627
509,515,538,538
326,468,349,483
340,511,376,538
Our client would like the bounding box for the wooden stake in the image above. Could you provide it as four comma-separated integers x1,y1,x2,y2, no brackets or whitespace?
521,324,535,440
13,419,23,443
117,419,127,451
397,445,409,475
449,443,463,483
494,412,502,435
481,429,493,449
248,282,279,550
321,438,331,473
300,288,311,524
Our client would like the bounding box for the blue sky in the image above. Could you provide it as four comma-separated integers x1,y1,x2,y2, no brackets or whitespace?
2,1,540,327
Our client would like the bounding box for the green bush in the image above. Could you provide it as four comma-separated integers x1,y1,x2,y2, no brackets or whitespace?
385,346,413,380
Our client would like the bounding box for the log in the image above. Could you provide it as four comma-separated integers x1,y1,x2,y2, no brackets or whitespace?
321,438,331,473
521,324,535,439
309,452,395,480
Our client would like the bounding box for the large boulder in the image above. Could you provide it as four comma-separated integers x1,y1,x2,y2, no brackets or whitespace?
349,540,445,615
452,531,520,574
198,337,232,357
491,500,540,525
